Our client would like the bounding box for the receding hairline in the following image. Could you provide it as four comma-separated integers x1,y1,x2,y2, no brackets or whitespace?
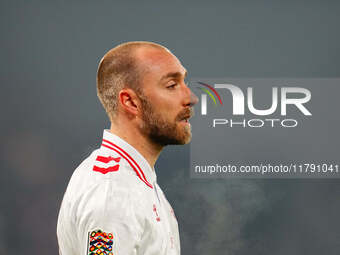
96,41,172,92
98,41,171,67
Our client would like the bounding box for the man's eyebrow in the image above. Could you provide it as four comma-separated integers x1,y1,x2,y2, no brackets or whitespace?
160,70,188,81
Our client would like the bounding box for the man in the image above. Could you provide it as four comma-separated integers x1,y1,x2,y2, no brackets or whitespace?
57,41,198,255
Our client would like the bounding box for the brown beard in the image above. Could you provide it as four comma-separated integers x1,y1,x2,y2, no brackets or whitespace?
137,92,193,146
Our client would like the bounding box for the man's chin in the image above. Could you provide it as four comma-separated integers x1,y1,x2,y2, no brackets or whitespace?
178,138,191,145
152,131,192,146
141,121,192,146
175,131,192,145
175,123,192,144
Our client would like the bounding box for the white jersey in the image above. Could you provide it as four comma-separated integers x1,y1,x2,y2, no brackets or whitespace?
57,130,181,255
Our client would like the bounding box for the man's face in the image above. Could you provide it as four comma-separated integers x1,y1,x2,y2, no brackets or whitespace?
135,47,198,146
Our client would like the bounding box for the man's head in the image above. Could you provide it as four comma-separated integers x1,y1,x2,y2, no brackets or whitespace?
97,41,198,146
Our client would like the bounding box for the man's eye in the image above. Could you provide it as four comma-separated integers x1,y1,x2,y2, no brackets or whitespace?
167,83,177,89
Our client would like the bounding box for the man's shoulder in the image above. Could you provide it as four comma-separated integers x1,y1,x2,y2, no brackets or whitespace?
66,146,148,200
60,148,148,219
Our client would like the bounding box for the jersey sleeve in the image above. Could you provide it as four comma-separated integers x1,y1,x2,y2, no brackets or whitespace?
77,179,143,255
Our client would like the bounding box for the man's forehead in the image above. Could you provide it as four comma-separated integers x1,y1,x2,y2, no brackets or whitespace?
135,47,186,77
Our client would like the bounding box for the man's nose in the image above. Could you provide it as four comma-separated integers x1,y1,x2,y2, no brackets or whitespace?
183,84,199,107
189,89,199,107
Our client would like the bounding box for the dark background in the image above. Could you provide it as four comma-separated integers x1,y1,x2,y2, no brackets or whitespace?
1,0,339,254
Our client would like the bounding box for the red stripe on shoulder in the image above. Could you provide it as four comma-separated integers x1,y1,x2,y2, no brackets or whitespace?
101,142,153,189
93,164,120,174
102,139,149,185
96,155,121,163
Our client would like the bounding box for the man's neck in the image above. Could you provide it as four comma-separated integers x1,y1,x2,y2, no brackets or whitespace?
109,122,163,170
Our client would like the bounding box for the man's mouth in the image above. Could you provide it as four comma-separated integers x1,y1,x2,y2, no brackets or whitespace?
179,115,191,124
177,108,194,124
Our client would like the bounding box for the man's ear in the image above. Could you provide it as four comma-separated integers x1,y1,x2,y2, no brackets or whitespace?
118,88,141,116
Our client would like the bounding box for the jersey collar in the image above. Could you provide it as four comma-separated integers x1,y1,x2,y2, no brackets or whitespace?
100,129,156,189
